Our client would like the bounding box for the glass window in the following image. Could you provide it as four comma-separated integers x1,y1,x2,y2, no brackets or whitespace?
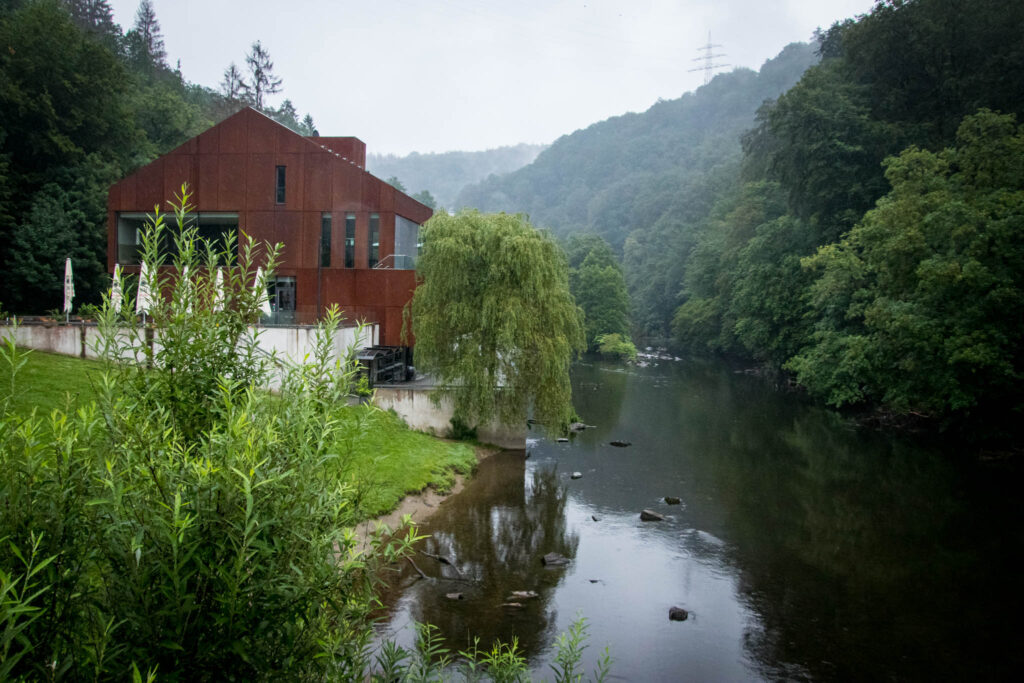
263,276,296,325
393,215,419,270
345,213,356,268
369,213,380,268
276,165,286,203
320,213,331,267
116,212,238,264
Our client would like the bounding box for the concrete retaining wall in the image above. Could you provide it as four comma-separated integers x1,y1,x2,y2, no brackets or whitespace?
373,386,526,450
3,321,523,449
2,322,378,368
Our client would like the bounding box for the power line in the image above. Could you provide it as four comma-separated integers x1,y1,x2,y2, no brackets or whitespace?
687,31,729,85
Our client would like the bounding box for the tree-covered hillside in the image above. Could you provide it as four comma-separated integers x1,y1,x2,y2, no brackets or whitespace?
456,41,819,250
367,143,546,210
665,0,1023,438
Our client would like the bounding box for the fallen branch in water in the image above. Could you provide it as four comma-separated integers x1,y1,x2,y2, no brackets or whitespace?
407,557,430,581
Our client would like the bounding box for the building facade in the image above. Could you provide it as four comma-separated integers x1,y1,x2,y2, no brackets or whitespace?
107,107,431,345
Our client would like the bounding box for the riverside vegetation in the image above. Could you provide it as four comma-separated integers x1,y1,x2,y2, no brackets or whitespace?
0,194,609,681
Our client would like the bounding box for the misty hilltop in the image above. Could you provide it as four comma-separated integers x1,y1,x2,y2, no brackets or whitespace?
366,143,547,210
455,41,819,247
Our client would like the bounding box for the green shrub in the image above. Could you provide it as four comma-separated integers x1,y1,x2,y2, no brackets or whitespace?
594,333,638,361
0,186,422,680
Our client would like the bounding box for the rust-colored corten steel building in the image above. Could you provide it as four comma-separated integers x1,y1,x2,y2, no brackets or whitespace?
107,107,431,346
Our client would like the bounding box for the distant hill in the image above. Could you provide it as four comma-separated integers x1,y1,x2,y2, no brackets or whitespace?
366,143,546,210
456,42,819,249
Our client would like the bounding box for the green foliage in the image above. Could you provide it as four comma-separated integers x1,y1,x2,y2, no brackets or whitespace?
787,110,1024,428
0,195,442,680
367,615,611,682
549,615,612,683
355,374,373,396
594,333,637,362
566,235,631,350
408,210,585,431
448,416,478,442
412,188,438,210
457,42,819,255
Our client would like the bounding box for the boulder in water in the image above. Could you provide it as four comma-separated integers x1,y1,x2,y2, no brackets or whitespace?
640,509,666,522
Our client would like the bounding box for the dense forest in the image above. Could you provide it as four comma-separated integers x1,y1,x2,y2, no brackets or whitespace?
367,143,546,210
461,0,1024,439
0,0,317,313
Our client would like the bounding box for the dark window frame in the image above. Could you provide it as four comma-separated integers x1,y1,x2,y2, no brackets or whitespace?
369,213,380,268
345,213,356,268
320,212,331,267
275,165,286,204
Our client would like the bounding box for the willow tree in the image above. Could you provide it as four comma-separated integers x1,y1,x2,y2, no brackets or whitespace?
407,210,585,431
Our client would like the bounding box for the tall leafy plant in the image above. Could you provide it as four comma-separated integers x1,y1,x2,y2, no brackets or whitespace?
0,186,421,680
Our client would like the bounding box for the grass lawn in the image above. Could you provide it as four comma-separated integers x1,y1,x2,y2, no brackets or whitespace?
1,348,104,417
1,347,477,521
341,406,478,517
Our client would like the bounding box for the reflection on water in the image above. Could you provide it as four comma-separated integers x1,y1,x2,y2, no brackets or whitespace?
378,360,1024,681
376,455,578,657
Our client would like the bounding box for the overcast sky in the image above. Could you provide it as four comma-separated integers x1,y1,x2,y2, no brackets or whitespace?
106,0,874,156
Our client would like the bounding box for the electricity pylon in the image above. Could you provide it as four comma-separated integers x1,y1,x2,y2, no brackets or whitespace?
688,31,729,85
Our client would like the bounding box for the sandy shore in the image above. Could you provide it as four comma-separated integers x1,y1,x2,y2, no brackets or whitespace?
354,444,498,550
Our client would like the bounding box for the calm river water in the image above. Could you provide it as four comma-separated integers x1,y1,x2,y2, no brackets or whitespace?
377,359,1023,681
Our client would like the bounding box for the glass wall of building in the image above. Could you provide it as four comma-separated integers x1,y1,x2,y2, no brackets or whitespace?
116,213,238,264
393,215,420,270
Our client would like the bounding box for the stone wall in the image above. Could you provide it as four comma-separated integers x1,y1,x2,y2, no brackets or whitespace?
373,386,526,450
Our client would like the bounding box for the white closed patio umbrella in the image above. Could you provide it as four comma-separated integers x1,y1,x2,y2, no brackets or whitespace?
63,257,74,323
110,264,123,312
136,261,155,323
253,267,272,318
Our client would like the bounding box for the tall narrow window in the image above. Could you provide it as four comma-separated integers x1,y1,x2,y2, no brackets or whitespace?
369,213,380,268
275,165,286,203
319,213,331,267
345,213,356,268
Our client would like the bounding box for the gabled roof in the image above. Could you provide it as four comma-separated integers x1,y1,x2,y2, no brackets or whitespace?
109,107,430,216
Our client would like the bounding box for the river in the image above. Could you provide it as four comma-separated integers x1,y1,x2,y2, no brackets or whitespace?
376,358,1023,681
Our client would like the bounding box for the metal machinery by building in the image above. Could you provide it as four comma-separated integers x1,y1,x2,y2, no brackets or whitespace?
357,345,413,386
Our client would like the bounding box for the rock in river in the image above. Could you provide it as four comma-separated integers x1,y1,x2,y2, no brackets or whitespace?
669,606,689,621
556,437,569,443
664,496,682,505
640,509,666,521
571,471,583,479
446,592,464,600
542,552,570,566
609,440,631,447
507,591,539,600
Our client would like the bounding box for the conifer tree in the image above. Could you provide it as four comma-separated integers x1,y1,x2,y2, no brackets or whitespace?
126,0,167,75
244,40,282,110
